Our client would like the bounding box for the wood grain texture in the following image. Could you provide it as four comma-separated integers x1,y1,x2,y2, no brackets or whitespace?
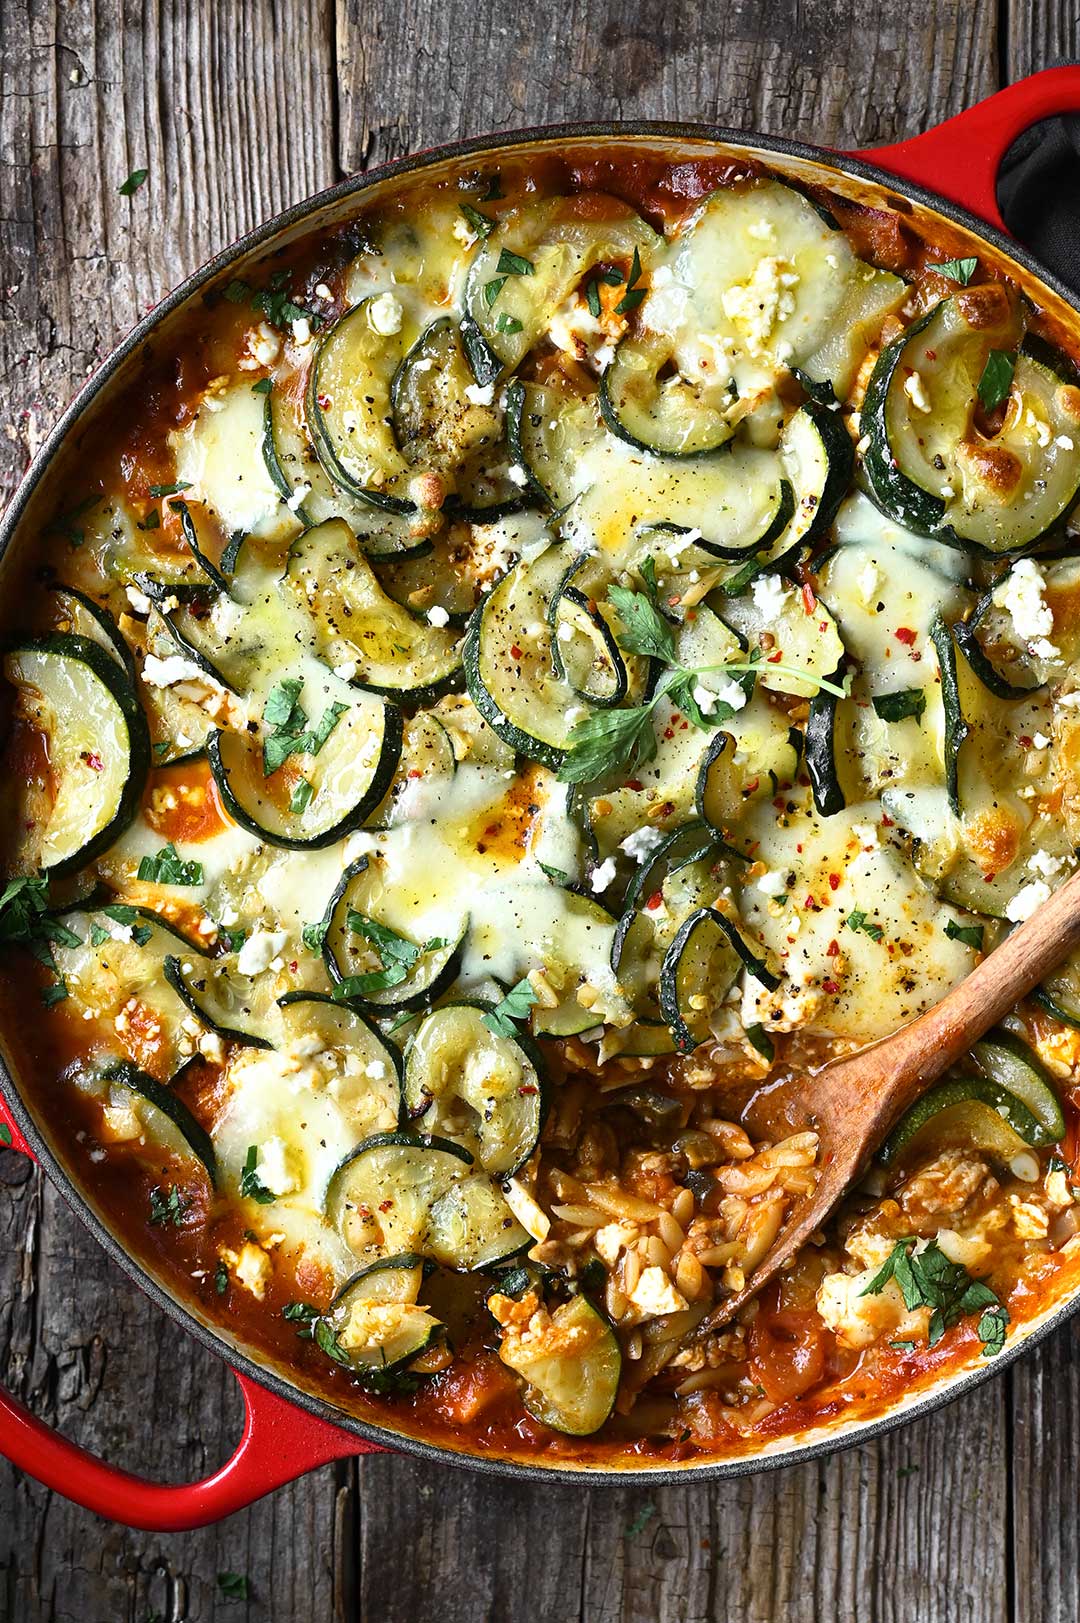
0,1,1076,1620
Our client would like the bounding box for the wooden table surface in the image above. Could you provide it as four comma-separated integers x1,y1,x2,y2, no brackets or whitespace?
1,2,1079,1618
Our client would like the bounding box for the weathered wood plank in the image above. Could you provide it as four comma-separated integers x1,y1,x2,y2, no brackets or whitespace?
1011,1324,1080,1623
0,2,345,1619
334,0,998,172
1005,4,1080,82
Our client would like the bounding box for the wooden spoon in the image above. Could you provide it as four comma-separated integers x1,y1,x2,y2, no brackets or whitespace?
700,864,1080,1333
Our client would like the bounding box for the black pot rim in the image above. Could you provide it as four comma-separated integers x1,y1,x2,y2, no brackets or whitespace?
3,115,1078,1488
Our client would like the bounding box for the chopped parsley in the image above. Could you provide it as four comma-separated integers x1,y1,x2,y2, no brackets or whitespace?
0,875,81,1004
301,918,329,954
495,248,534,277
261,678,349,776
239,1145,276,1205
460,202,496,238
224,271,321,332
290,778,313,814
861,1237,1008,1354
137,843,203,887
977,349,1017,413
945,918,984,952
147,480,191,499
214,1261,229,1295
614,247,646,315
745,1023,775,1062
538,862,570,885
48,496,97,549
137,507,161,531
250,376,273,395
936,256,978,285
482,977,538,1038
483,276,506,308
283,1300,318,1339
333,914,448,999
495,311,523,335
118,167,148,196
314,1317,351,1366
148,1185,190,1227
872,688,926,724
844,910,884,942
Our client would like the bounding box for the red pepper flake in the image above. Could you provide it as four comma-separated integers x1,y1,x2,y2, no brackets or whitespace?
772,797,786,812
82,751,104,772
1019,736,1033,749
317,393,332,410
744,778,759,795
767,649,783,663
822,978,840,995
645,890,664,911
894,627,917,646
804,894,819,910
517,1084,539,1095
680,720,689,730
663,727,675,740
626,779,644,792
925,349,937,361
826,939,840,957
828,872,840,891
510,644,523,661
407,768,423,779
801,583,816,615
880,814,894,827
378,1200,394,1213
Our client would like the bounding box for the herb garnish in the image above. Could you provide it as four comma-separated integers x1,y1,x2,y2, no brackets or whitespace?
137,843,203,887
460,203,496,239
283,1300,318,1339
861,1237,1008,1354
977,349,1017,412
137,508,161,532
261,678,349,776
495,311,523,335
147,480,191,499
48,496,97,549
872,689,927,724
314,1318,352,1366
148,1185,190,1227
482,977,539,1037
615,248,646,315
301,918,328,954
118,168,149,196
290,778,313,814
250,376,273,395
496,248,534,277
936,256,978,286
224,271,321,331
624,1503,656,1538
844,910,884,942
585,267,623,318
333,913,448,999
0,875,81,1004
239,1145,277,1205
945,918,984,952
214,1261,229,1295
538,862,570,885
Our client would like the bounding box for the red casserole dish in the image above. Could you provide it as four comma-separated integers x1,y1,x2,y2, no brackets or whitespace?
2,66,1080,1530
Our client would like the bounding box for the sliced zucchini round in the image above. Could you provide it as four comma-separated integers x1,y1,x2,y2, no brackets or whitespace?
402,1002,545,1175
660,906,751,1052
286,518,462,701
208,686,401,851
102,1058,217,1184
306,298,414,512
600,327,736,456
391,317,524,517
50,586,136,681
493,1291,621,1436
774,399,854,558
696,722,801,839
321,856,467,1010
971,1029,1064,1143
316,1254,442,1376
550,586,628,707
953,582,1046,700
277,991,404,1087
863,294,1080,552
326,1131,528,1270
373,538,481,628
163,954,275,1050
4,634,150,876
462,193,661,380
879,1075,1047,1166
1035,945,1080,1031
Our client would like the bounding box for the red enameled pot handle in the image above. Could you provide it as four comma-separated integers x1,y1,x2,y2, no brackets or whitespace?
853,64,1080,235
0,1100,384,1531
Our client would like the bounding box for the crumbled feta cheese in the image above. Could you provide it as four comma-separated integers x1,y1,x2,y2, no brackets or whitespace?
1004,879,1051,923
452,216,476,246
426,605,451,628
720,257,790,357
992,558,1054,643
236,928,290,976
507,464,529,488
751,573,788,618
593,1221,637,1265
1032,732,1051,750
464,382,495,406
254,1136,296,1197
593,343,616,371
628,1266,687,1319
210,594,244,638
856,558,881,605
589,857,617,893
756,869,788,897
747,218,775,241
1028,849,1062,879
126,585,153,615
619,826,666,863
1056,435,1075,451
250,323,280,367
290,316,312,346
903,371,932,413
314,282,333,301
141,652,211,688
333,659,357,682
367,292,403,336
234,1241,272,1300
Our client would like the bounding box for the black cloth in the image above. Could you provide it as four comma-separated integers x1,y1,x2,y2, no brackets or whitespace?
998,113,1080,294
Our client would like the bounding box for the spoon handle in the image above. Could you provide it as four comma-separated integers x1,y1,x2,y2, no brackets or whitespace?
861,865,1080,1119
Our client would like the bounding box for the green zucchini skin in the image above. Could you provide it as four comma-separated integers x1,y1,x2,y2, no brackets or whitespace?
929,618,969,819
6,632,151,878
861,308,945,540
804,668,847,820
952,595,1045,701
51,586,137,683
320,856,468,1012
102,1058,218,1185
163,954,276,1051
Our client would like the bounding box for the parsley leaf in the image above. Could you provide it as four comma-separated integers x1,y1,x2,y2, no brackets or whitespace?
844,909,884,942
348,911,425,967
625,1503,656,1539
250,375,273,395
217,1573,250,1601
214,1261,229,1295
585,279,602,319
460,203,496,238
314,1318,352,1366
137,843,203,886
47,496,97,549
240,1145,276,1205
495,311,523,335
483,276,506,308
0,875,80,1002
936,256,978,285
261,680,349,776
147,480,191,499
225,271,320,332
301,918,328,953
556,703,657,785
744,1023,774,1062
977,1304,1009,1357
137,508,161,532
283,1300,318,1339
872,688,926,724
496,248,534,277
861,1237,1008,1355
332,916,448,1000
148,1185,190,1227
615,248,646,315
482,977,538,1037
607,584,677,663
977,349,1017,412
538,862,570,885
290,778,313,814
945,918,984,952
118,167,149,196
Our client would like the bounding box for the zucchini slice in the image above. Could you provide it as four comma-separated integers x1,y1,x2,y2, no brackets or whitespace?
659,906,767,1052
550,587,629,707
322,856,467,1010
163,954,275,1050
326,1131,528,1270
102,1058,218,1184
879,1075,1048,1166
971,1029,1064,1142
391,317,524,517
462,193,661,380
374,536,482,628
5,634,150,876
208,680,402,851
491,1291,620,1436
863,294,1080,551
402,1002,545,1175
277,991,404,1086
464,542,582,768
953,579,1047,700
367,710,458,828
306,299,415,512
696,715,801,839
286,519,462,701
50,587,136,681
316,1255,442,1376
1035,947,1080,1031
600,327,737,457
